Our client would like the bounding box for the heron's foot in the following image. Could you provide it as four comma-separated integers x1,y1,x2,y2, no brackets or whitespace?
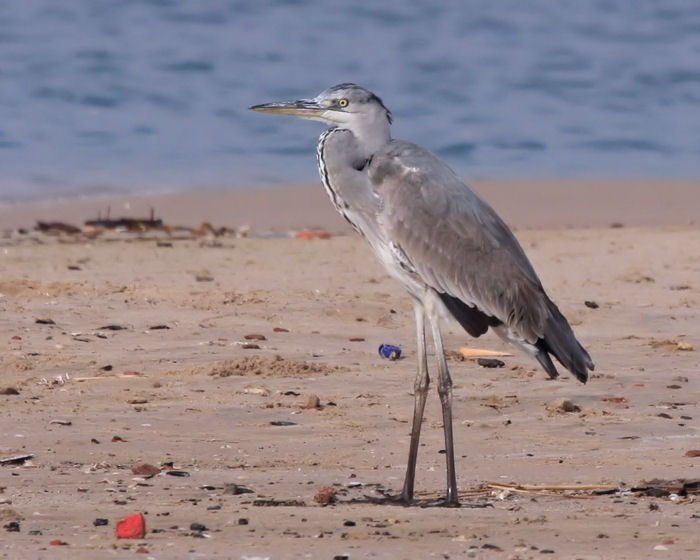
362,490,413,506
422,495,461,508
363,489,463,508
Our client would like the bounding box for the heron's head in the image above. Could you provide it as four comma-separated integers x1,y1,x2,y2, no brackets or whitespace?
251,83,392,146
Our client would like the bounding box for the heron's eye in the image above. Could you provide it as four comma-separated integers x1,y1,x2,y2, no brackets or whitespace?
337,98,349,108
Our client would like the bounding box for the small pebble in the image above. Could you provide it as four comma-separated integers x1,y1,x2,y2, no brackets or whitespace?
477,358,505,368
93,518,109,526
190,523,207,532
546,398,581,413
223,483,254,495
584,300,599,309
244,334,267,341
131,463,161,477
314,485,337,506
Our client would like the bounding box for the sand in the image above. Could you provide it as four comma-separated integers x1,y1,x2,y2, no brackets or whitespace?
1,180,699,559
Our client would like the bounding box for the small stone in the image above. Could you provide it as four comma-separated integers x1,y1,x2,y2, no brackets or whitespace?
190,523,207,532
131,463,161,477
546,398,581,414
584,300,599,309
237,518,249,525
313,485,337,506
244,334,266,341
99,324,126,331
3,521,20,532
477,357,505,368
0,388,19,395
93,518,109,526
223,483,254,495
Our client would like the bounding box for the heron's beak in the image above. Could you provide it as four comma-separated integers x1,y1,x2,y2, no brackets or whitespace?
249,99,326,119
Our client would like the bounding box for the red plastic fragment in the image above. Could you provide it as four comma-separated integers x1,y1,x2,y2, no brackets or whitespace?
116,513,146,539
295,230,331,240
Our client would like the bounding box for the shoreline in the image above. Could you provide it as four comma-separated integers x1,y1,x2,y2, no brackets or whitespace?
1,179,698,234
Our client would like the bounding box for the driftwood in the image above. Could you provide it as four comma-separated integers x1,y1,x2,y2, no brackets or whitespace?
85,207,163,231
36,221,82,235
30,206,235,239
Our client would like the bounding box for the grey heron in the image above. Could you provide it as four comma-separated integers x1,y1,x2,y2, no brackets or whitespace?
250,83,594,507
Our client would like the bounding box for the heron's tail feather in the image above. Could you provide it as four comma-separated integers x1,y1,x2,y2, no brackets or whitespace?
439,291,593,384
538,299,594,384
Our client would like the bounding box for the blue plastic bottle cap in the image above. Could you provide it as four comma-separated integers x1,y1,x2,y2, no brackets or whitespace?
378,344,401,360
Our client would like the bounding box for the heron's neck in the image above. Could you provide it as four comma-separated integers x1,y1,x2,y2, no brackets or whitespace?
341,121,391,161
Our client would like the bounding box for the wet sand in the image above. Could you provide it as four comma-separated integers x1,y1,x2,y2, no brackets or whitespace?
1,180,699,559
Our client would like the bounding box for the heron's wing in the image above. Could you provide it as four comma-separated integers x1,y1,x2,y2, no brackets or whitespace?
368,140,549,342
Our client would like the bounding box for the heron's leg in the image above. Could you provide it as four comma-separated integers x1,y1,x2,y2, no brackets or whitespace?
400,300,430,503
426,294,460,506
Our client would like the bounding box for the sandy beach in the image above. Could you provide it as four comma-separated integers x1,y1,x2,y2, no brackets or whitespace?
1,180,699,559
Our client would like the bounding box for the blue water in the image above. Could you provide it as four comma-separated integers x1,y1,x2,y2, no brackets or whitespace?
1,0,699,203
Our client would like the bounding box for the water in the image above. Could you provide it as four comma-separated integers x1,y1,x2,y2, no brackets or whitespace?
1,0,699,203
